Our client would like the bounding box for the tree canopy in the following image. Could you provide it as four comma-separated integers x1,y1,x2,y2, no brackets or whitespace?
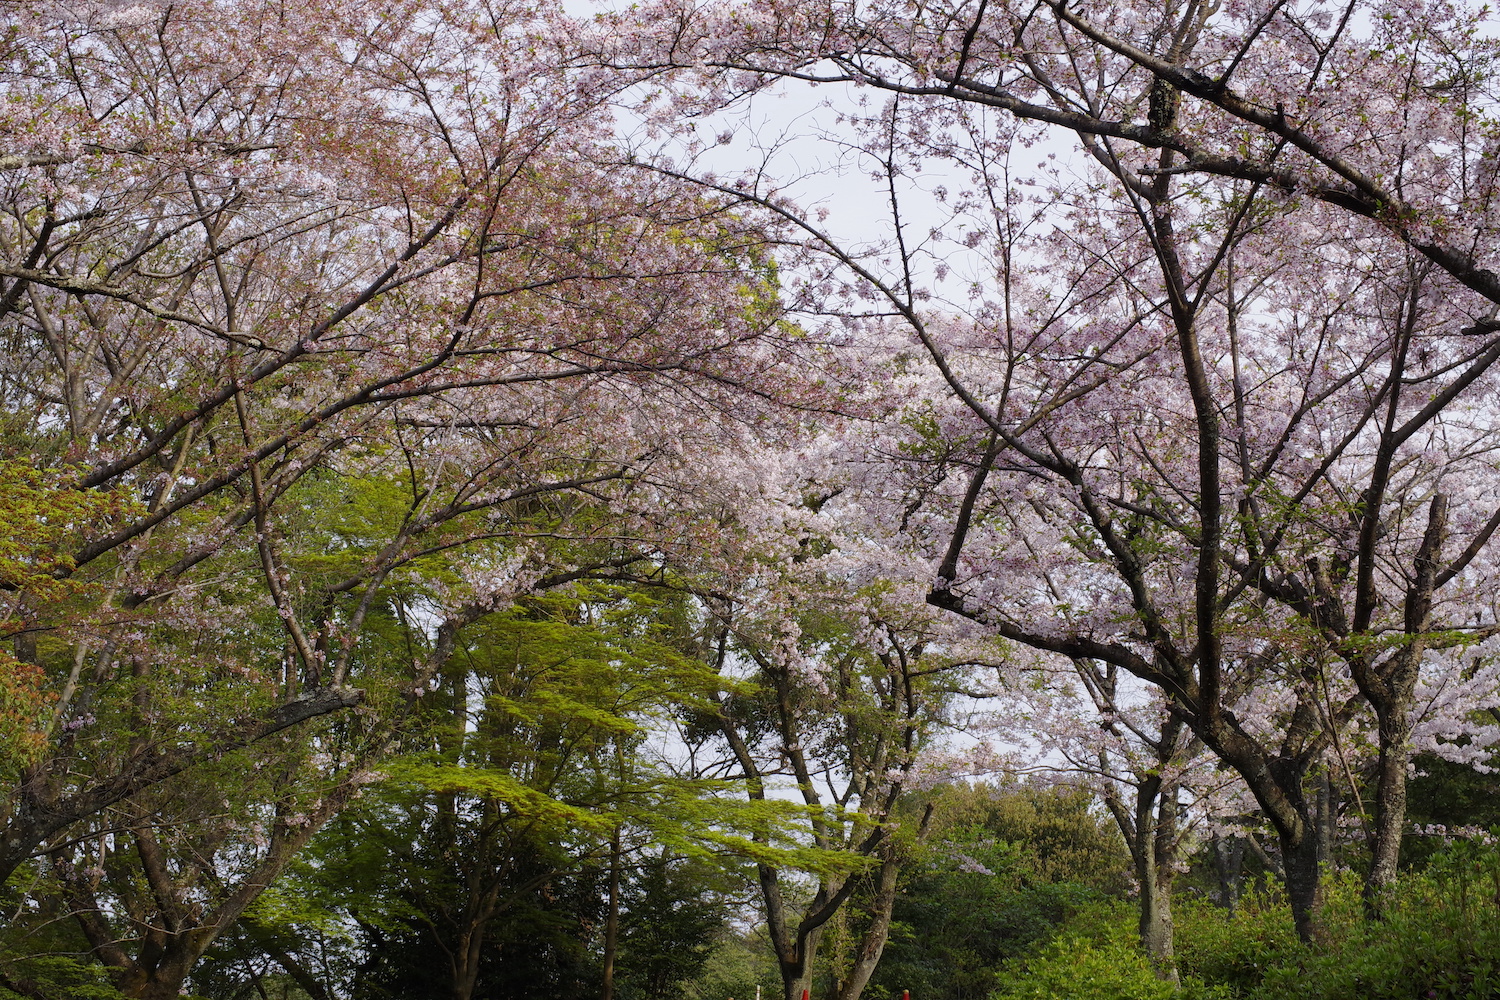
5,0,1500,997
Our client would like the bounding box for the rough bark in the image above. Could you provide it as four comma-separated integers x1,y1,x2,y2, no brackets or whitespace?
1137,852,1176,980
1094,714,1184,981
779,927,823,1000
834,803,934,1000
1106,770,1179,981
1144,783,1180,981
834,855,900,1000
1280,829,1326,946
1366,704,1414,913
704,617,937,1000
1314,770,1334,866
108,792,354,1000
1361,494,1447,913
242,921,331,1000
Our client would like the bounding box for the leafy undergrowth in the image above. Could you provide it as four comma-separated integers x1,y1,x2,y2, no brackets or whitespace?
989,900,1229,1000
990,840,1500,1000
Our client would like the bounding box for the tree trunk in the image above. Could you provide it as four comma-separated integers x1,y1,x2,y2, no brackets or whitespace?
1365,707,1412,915
452,922,486,1000
1211,835,1245,916
834,849,901,1000
1194,710,1324,943
779,926,821,1000
1132,785,1178,982
1112,768,1179,982
1280,830,1324,945
1138,860,1176,980
1354,493,1445,916
1214,837,1237,914
602,824,622,1000
1315,769,1334,865
121,931,211,1000
244,921,330,1000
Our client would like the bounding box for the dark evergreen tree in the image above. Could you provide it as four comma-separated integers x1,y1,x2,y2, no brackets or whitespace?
616,856,728,1000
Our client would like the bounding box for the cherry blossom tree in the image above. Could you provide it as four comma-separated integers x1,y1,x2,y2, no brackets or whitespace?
684,565,960,1000
581,0,1500,941
0,2,845,995
991,653,1227,977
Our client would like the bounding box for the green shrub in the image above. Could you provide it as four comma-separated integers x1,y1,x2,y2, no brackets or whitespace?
986,844,1500,1000
989,901,1231,1000
1173,888,1300,993
1175,851,1500,1000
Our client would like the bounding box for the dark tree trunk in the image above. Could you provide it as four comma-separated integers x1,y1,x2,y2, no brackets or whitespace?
1211,835,1245,916
118,930,211,1000
833,856,898,1000
1365,706,1412,914
1355,494,1445,915
1137,854,1176,980
601,825,622,1000
1280,830,1324,945
1115,771,1179,981
1315,770,1334,865
834,804,932,1000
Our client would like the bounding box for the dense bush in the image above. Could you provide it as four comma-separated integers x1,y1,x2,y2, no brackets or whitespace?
989,839,1500,1000
1180,850,1500,1000
987,901,1228,1000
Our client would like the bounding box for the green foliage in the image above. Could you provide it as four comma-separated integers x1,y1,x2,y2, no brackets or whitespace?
616,855,732,1000
353,834,609,1000
868,782,1131,1000
217,582,774,1000
0,459,134,612
989,904,1230,1000
1405,754,1500,869
1254,861,1500,1000
0,956,128,1000
1176,864,1500,999
992,934,1176,1000
0,651,52,776
682,929,782,1000
1169,889,1299,993
992,851,1500,1000
0,460,142,775
952,783,1133,893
